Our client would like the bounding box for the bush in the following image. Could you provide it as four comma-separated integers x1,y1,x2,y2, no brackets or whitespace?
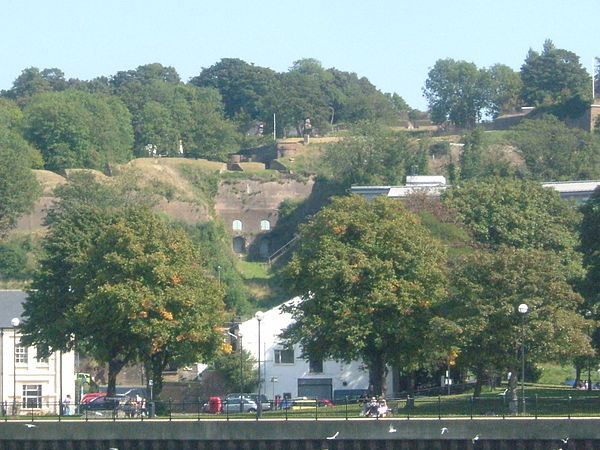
0,242,28,280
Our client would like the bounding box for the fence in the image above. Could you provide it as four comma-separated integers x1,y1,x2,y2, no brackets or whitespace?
2,394,600,421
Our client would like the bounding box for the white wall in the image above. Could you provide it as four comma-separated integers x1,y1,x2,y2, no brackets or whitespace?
238,298,392,400
0,328,75,414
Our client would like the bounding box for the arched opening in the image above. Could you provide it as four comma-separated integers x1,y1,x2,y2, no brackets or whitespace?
259,239,270,258
260,220,271,231
232,236,246,254
233,220,243,231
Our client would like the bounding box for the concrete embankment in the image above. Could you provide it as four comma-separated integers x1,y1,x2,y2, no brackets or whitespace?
0,418,598,448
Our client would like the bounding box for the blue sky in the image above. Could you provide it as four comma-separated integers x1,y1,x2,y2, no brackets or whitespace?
1,0,597,110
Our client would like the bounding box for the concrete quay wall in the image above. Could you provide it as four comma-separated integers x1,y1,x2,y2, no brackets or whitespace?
0,418,597,441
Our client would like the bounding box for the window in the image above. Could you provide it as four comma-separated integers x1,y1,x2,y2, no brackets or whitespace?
260,220,271,231
274,348,294,364
36,350,48,364
15,345,28,364
232,220,243,231
309,359,323,374
22,385,42,409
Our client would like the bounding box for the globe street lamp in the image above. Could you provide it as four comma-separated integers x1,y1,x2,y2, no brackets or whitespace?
518,303,528,414
10,317,19,416
255,311,264,418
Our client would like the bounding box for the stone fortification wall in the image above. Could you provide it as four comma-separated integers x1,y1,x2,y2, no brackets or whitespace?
13,198,210,234
11,168,315,261
215,177,315,258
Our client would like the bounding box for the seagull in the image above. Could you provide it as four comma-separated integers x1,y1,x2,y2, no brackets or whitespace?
472,435,480,443
388,425,397,433
326,431,339,440
94,411,103,416
22,423,36,428
561,437,569,443
441,427,448,435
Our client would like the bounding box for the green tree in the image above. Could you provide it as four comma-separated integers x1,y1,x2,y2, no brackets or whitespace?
580,188,600,305
23,89,133,171
445,247,590,407
211,348,257,393
190,58,278,122
423,59,492,128
281,195,447,395
322,122,425,188
520,40,591,107
3,67,69,105
458,127,523,180
112,67,238,160
442,178,580,256
487,64,523,117
509,115,600,180
21,174,225,396
0,146,41,237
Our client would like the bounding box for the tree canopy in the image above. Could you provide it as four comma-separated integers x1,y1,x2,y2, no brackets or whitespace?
281,195,447,395
509,115,600,181
423,59,491,128
521,40,591,107
444,246,590,404
22,89,133,171
21,174,225,396
0,98,41,236
442,177,581,256
322,121,426,188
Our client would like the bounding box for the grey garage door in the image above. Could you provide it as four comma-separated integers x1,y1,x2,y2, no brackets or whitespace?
298,378,332,399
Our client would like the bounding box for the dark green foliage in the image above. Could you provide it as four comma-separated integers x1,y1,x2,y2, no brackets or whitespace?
191,58,278,121
112,65,238,161
211,349,257,393
442,178,582,279
487,64,523,117
282,195,447,395
521,40,591,107
423,59,492,128
322,121,426,187
23,89,134,171
182,220,250,315
0,241,28,279
509,115,600,180
0,147,41,236
192,58,403,136
444,246,590,397
459,128,523,180
22,174,225,396
3,67,69,105
580,188,600,305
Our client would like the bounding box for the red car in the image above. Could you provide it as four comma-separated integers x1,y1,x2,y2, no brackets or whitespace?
80,393,106,404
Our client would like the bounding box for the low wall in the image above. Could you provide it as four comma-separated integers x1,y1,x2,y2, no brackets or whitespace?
0,418,597,443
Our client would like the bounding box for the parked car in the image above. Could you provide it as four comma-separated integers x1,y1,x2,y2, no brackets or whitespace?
226,393,271,411
80,392,106,404
221,396,257,413
288,397,333,410
79,394,130,415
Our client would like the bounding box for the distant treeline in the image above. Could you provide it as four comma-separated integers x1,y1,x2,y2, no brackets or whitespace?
0,59,418,172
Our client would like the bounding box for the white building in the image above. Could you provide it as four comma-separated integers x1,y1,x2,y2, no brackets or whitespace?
0,290,75,415
238,297,392,401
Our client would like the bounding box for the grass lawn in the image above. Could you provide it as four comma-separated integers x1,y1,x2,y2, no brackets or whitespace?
152,385,600,420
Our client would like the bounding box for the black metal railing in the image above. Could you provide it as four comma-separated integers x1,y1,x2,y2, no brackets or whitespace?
1,394,600,421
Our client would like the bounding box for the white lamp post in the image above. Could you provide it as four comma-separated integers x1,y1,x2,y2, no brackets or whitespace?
518,304,528,414
238,331,243,395
255,311,264,417
10,317,19,416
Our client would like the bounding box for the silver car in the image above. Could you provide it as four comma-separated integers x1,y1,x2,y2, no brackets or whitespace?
222,396,257,413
